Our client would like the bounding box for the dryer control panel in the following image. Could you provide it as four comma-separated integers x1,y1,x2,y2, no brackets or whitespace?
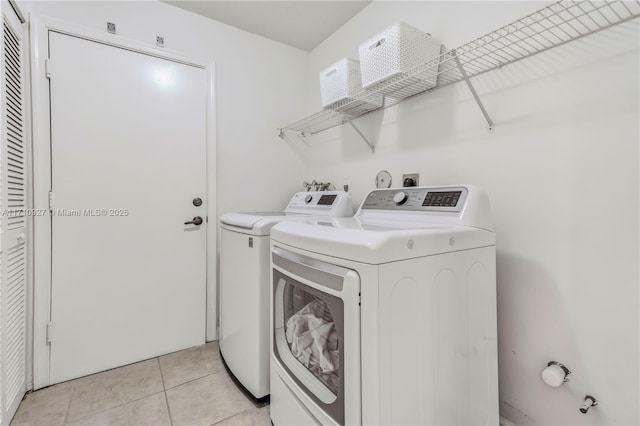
361,186,469,212
358,185,493,231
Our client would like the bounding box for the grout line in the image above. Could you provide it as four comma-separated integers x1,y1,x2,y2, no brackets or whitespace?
208,408,248,426
60,348,227,425
160,347,225,392
209,405,269,426
157,356,168,391
65,391,166,424
65,359,166,423
163,370,222,391
164,389,174,426
157,357,174,426
63,384,76,425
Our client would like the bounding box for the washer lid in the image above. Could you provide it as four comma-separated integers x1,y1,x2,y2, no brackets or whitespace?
219,190,354,235
270,217,495,264
220,212,308,235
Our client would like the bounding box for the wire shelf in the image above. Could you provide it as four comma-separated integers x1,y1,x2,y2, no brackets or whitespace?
279,0,640,138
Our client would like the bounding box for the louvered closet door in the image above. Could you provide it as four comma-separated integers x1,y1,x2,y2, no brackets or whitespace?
0,2,27,424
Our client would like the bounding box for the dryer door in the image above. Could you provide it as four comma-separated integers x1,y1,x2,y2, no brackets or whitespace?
272,248,360,426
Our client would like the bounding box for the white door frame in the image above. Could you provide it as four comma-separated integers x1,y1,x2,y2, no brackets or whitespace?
29,14,217,390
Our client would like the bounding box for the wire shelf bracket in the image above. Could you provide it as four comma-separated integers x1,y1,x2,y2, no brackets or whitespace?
453,50,494,132
278,129,311,165
346,120,374,152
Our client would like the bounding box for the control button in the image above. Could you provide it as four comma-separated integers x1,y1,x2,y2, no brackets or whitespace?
393,192,409,205
304,195,313,204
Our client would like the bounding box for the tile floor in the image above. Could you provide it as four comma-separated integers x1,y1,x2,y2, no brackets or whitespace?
11,342,271,426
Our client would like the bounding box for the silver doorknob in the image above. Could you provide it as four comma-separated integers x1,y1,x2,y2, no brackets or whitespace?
184,216,203,226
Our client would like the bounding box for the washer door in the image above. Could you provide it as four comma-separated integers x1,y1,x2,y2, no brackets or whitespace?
272,248,359,425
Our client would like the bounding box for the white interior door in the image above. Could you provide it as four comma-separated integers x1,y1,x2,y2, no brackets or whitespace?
48,31,207,384
0,1,27,423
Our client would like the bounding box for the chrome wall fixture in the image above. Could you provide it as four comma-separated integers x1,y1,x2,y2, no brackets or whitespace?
541,360,572,387
580,395,598,414
303,180,334,191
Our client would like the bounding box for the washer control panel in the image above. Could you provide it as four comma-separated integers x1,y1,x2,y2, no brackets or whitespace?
285,191,353,217
361,186,468,212
288,192,338,208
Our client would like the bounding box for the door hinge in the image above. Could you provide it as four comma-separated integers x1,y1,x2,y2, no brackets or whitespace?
45,59,53,79
47,322,55,343
48,191,54,211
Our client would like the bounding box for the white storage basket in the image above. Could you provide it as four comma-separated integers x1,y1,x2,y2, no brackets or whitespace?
358,22,441,97
319,58,382,116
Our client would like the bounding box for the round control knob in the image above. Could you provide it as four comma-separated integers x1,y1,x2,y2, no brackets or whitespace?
393,192,408,205
304,195,313,204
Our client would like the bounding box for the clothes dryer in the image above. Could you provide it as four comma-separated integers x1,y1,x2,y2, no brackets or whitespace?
219,191,352,399
270,185,498,425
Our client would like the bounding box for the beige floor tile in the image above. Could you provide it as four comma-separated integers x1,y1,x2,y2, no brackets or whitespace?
166,371,253,426
67,392,171,426
214,406,271,426
10,382,74,426
159,342,223,389
66,359,164,422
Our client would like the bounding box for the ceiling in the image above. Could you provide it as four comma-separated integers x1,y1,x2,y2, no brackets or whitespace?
163,1,371,52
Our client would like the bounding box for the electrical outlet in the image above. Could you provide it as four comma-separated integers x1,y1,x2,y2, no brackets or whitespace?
156,36,164,47
106,22,116,34
402,173,419,187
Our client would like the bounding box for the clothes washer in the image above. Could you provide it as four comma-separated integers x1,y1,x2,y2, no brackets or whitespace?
219,191,353,400
270,185,498,425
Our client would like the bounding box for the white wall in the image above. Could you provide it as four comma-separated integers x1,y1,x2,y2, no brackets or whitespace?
302,2,639,425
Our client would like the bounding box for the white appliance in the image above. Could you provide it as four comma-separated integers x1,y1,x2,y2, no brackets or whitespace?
270,185,499,425
219,191,353,400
